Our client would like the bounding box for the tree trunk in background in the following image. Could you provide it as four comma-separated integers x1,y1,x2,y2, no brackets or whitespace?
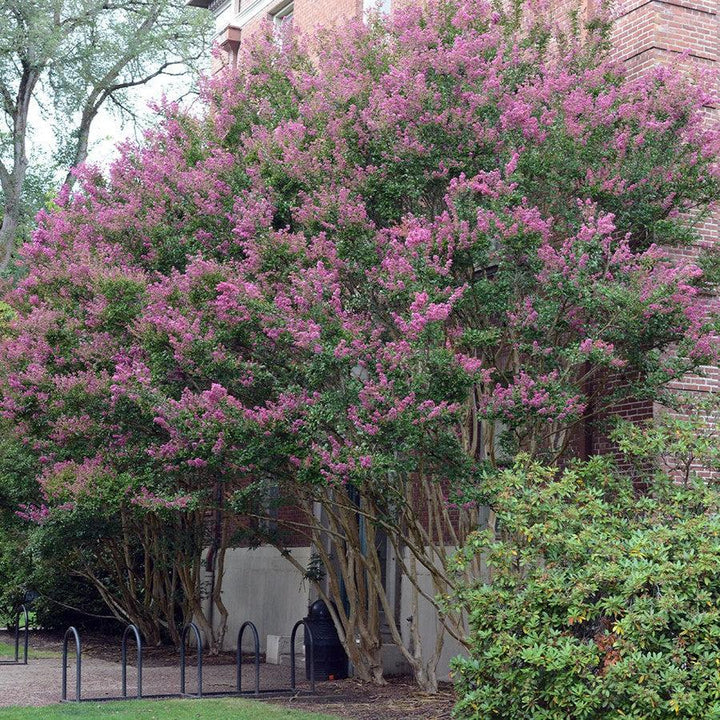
0,208,19,273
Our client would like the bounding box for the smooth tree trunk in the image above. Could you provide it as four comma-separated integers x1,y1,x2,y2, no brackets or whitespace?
265,469,482,692
0,61,39,273
0,197,21,273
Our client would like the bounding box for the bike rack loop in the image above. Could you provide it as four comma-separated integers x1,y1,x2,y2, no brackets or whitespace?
0,605,29,665
16,604,29,665
290,619,315,694
236,621,260,696
121,624,143,699
5,604,29,665
180,622,203,698
61,626,81,702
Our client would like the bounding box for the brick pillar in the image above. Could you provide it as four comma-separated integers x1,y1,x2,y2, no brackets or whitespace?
607,0,719,455
612,0,718,69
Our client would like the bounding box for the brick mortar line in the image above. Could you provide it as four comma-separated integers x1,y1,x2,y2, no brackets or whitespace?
618,0,718,20
622,44,717,62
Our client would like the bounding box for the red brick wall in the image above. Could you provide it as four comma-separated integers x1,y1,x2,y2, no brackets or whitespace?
236,0,362,47
214,0,363,70
292,0,362,34
608,0,720,457
612,0,718,65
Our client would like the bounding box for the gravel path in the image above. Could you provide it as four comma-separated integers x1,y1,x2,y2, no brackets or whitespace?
0,632,312,707
0,632,456,719
0,658,310,706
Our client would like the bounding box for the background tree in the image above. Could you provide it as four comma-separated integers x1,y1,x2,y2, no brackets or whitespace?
0,0,212,273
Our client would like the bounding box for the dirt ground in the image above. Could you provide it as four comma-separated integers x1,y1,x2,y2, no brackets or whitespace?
0,631,456,719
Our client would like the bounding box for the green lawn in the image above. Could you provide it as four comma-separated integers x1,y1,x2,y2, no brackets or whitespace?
0,640,58,659
0,698,341,720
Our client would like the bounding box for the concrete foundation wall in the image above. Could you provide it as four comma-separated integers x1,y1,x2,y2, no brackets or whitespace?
212,545,313,652
211,544,467,679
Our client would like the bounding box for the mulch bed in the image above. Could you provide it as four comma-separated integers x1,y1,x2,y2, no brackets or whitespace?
270,677,456,720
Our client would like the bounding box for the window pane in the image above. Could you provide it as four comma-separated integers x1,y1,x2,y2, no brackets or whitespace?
273,1,294,26
272,0,294,43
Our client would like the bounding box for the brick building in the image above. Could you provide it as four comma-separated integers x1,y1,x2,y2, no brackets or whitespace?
189,0,719,74
186,0,720,677
187,0,389,69
610,0,720,460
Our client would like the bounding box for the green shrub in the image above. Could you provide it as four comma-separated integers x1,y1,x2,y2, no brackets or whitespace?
451,457,720,719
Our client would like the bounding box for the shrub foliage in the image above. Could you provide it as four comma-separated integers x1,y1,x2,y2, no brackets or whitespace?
452,457,720,719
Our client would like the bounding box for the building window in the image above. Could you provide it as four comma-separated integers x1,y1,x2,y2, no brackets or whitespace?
272,1,294,30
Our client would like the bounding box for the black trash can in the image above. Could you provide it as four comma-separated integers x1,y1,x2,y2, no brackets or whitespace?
304,600,348,681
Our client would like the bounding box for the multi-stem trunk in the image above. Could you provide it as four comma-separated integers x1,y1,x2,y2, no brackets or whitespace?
272,476,481,692
0,62,39,274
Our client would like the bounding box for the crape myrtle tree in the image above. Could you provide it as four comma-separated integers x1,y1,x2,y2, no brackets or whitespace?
0,261,226,647
1,0,719,686
0,305,40,618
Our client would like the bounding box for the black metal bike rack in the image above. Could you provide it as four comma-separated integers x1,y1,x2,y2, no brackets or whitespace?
197,617,315,698
61,626,81,702
180,622,203,698
121,624,143,699
58,616,317,704
290,619,315,694
0,604,29,665
237,620,260,696
191,619,263,699
61,624,153,703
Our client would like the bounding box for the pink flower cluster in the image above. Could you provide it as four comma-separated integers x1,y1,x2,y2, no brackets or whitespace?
1,0,719,515
130,486,193,511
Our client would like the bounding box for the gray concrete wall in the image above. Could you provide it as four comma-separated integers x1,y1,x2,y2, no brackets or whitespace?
209,545,313,652
209,542,468,680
